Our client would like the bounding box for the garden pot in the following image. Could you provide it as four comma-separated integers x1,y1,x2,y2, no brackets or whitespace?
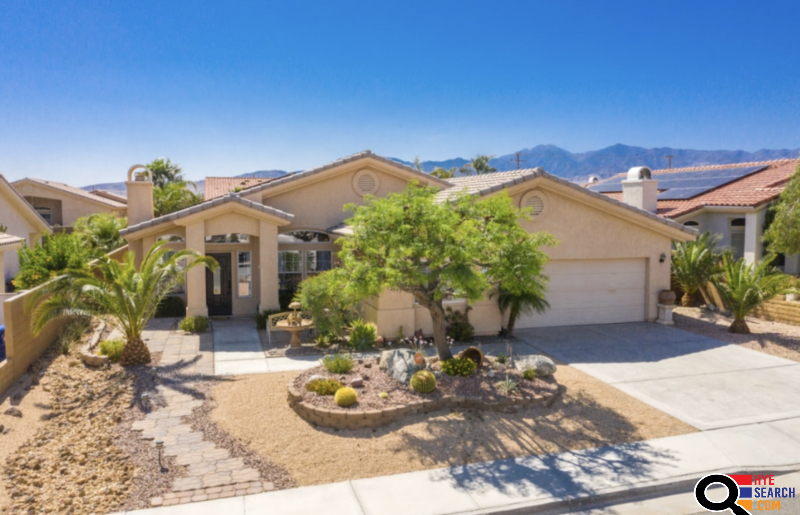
459,346,484,369
658,290,677,306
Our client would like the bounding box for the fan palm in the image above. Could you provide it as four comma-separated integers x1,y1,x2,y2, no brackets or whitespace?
491,283,550,338
712,253,794,334
27,241,217,365
671,232,722,306
73,212,128,256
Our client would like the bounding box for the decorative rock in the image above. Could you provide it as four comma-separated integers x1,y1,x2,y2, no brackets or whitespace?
491,362,505,371
375,336,385,348
514,355,557,377
379,349,419,383
487,370,495,378
303,375,326,388
4,407,22,418
350,377,364,388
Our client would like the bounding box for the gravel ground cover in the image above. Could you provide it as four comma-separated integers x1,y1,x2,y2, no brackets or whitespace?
212,364,695,487
673,307,800,363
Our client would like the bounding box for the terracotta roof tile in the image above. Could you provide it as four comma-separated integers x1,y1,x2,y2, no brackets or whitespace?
204,177,275,200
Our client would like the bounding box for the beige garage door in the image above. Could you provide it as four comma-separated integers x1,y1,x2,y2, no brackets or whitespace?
516,258,646,328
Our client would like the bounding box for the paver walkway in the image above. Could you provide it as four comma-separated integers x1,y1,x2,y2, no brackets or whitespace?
130,319,273,508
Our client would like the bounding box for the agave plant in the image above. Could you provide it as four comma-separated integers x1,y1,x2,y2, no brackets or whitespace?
671,232,722,306
711,253,794,333
27,241,217,365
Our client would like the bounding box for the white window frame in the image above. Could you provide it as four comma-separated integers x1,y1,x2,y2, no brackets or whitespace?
237,251,253,298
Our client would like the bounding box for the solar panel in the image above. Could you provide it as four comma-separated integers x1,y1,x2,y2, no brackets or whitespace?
587,165,767,200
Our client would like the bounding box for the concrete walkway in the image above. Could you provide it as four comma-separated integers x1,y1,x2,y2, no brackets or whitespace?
516,323,800,430
114,415,800,514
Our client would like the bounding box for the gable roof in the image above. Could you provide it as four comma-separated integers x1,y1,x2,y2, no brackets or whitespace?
89,189,127,204
13,178,127,209
236,150,452,197
437,168,697,238
204,177,276,200
594,158,798,219
0,233,25,249
0,174,53,233
120,192,294,237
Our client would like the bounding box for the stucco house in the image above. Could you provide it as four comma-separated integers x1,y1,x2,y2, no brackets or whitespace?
589,158,799,274
11,178,127,230
119,151,695,336
0,174,52,294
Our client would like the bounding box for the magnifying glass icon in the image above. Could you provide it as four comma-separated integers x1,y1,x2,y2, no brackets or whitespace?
694,474,750,515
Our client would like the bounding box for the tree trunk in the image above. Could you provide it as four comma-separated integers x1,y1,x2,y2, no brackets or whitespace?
120,337,152,366
728,317,750,334
429,301,453,361
506,305,519,338
681,291,695,307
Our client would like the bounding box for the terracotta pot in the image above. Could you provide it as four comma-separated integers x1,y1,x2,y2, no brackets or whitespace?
658,290,677,306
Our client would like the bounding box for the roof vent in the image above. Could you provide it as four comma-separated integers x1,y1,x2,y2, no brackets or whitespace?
352,170,380,195
520,190,548,219
587,175,600,184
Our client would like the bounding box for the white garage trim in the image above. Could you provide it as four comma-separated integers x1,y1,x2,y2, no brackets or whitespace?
517,258,647,328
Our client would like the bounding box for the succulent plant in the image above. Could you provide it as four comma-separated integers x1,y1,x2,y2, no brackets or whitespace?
379,392,389,399
334,387,358,407
410,370,437,393
523,369,536,381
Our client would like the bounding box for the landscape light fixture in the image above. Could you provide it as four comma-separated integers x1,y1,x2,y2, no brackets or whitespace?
155,440,166,472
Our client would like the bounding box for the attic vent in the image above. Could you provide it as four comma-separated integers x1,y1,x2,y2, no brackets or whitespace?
520,189,548,220
352,170,380,196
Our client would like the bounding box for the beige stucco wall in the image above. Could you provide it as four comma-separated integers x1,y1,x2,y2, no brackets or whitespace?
0,195,43,283
15,181,125,227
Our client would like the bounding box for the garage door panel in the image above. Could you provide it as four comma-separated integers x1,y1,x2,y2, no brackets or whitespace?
518,258,646,328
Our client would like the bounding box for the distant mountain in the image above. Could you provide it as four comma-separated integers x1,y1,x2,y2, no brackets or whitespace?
82,170,289,198
394,144,800,182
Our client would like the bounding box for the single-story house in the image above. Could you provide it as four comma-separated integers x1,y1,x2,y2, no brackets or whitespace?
119,152,695,336
11,178,127,230
588,158,799,273
0,174,52,292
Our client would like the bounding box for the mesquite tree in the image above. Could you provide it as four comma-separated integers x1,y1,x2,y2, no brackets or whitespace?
338,183,555,361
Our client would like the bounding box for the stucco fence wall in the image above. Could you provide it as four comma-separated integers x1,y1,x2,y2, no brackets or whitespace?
701,282,800,326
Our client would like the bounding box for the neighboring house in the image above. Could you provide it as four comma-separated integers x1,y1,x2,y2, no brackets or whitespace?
588,159,799,273
11,178,127,230
88,189,128,205
204,177,276,200
0,175,53,292
120,151,695,336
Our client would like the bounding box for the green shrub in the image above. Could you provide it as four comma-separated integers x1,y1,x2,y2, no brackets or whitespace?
523,368,536,381
334,387,358,407
348,319,377,351
305,378,342,396
57,316,92,356
296,269,360,340
155,296,185,318
14,233,92,289
410,370,437,393
445,306,474,342
441,357,477,377
99,338,126,362
179,315,209,333
256,309,282,330
495,353,507,364
322,353,354,374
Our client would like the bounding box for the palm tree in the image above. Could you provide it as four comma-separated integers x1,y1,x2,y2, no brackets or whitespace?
491,284,550,338
469,155,497,175
712,253,794,334
147,157,184,188
28,241,217,365
73,212,128,256
154,181,203,216
430,167,457,179
671,232,722,306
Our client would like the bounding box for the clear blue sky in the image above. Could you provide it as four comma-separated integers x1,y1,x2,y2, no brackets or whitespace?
1,0,799,185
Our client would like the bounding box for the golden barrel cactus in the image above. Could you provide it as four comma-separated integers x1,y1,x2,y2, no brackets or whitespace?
334,387,358,407
410,370,437,393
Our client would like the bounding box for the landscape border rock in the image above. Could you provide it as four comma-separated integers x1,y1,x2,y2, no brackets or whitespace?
79,319,110,367
287,381,562,430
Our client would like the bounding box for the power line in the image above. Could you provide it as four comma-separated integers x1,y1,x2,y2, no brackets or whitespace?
510,152,526,170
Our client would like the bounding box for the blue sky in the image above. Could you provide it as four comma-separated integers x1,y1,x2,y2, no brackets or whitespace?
1,0,799,185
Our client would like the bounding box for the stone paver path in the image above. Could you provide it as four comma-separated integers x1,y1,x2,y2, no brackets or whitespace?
131,318,273,507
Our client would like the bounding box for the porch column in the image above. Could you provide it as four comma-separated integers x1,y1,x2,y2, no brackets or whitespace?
185,221,208,317
0,251,5,293
259,221,279,311
744,209,766,265
785,254,800,275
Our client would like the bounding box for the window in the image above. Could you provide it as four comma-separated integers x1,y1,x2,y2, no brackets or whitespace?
157,234,185,243
237,251,252,298
730,218,746,259
684,221,699,227
206,234,250,243
277,231,331,244
35,206,52,224
163,251,186,294
306,250,332,276
279,251,303,291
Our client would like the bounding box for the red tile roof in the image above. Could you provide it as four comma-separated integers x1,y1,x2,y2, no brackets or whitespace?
204,177,274,200
598,158,798,219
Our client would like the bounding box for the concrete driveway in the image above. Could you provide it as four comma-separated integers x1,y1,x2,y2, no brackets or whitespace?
516,323,800,430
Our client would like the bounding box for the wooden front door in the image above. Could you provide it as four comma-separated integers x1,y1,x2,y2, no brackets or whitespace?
206,253,232,316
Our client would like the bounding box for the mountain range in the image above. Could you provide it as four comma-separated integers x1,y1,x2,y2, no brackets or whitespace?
82,144,799,197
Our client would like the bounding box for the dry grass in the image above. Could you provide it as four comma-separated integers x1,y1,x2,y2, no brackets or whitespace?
211,365,694,487
674,307,800,363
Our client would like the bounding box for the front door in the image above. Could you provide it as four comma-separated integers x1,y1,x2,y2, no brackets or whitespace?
206,253,232,316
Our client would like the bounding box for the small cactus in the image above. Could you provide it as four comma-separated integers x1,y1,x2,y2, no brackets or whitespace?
334,387,358,407
379,392,389,399
410,370,437,393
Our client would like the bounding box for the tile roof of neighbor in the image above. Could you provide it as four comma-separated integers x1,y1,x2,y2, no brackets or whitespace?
204,177,276,200
0,233,25,248
15,178,127,209
596,158,798,219
120,193,294,236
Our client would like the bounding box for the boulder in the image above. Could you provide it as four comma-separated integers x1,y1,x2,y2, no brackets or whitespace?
4,407,22,418
380,349,419,383
514,355,557,377
350,377,364,388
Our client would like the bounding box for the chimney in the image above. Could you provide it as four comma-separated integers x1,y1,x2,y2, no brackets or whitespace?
126,164,154,225
622,166,658,213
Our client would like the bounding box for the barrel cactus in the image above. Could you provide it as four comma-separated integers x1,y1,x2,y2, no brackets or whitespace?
410,370,437,393
334,387,358,407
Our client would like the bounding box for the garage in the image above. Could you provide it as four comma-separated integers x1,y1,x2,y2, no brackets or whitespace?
516,258,647,328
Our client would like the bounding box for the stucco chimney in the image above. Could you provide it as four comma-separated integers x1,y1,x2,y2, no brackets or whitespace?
622,166,658,213
126,164,154,225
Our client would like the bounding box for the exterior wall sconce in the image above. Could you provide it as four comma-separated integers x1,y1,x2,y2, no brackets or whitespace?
659,253,667,263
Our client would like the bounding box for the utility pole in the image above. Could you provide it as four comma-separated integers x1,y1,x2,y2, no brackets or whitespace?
511,152,526,170
665,155,674,169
